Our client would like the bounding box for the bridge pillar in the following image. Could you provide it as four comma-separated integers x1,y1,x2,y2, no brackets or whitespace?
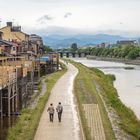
78,53,81,57
60,52,63,58
66,53,69,58
72,53,75,58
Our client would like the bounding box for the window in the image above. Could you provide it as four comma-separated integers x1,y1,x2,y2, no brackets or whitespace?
13,46,15,51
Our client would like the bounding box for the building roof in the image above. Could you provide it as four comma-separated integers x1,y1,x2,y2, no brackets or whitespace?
20,31,29,36
117,40,136,44
36,56,50,61
0,25,29,36
0,26,8,30
0,40,18,46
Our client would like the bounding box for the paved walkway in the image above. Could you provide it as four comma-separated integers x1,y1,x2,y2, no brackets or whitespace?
34,62,83,140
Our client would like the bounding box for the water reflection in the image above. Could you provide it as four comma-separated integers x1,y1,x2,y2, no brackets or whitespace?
72,58,140,119
0,116,17,140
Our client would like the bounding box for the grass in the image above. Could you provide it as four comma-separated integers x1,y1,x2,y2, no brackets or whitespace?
124,66,134,70
7,62,67,140
69,60,115,140
28,80,42,106
72,59,140,139
90,67,140,139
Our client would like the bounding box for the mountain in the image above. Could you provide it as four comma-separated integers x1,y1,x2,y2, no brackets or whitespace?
43,34,127,48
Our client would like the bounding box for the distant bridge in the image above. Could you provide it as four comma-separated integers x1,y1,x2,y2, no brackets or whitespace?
58,51,91,58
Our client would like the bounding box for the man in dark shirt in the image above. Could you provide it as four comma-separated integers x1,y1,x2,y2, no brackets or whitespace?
56,102,63,122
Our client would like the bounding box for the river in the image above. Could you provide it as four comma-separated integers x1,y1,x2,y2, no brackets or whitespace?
0,116,17,140
72,58,140,119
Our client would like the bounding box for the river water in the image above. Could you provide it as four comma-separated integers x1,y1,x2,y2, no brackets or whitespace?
0,116,17,140
72,58,140,119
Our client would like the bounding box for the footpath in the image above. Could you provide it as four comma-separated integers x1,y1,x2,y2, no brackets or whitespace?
34,62,83,140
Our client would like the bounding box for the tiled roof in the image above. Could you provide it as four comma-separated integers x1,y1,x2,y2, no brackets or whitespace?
0,40,18,46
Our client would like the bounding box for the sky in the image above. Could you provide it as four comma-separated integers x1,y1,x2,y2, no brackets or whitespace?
0,0,140,37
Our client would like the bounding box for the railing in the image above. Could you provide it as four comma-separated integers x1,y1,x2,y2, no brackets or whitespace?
0,66,17,88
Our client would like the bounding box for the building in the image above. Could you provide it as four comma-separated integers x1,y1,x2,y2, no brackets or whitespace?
0,22,29,52
117,40,137,46
0,23,54,118
0,31,3,39
98,42,110,48
0,22,44,57
29,34,44,55
0,40,21,56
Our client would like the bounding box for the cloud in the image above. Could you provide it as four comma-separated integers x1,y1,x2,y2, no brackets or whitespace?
24,25,140,38
64,12,72,18
24,25,82,36
37,15,53,24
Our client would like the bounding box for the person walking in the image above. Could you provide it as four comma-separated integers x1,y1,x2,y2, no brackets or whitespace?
56,102,63,122
47,103,55,122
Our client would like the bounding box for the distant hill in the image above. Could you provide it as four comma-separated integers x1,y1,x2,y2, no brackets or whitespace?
43,34,127,48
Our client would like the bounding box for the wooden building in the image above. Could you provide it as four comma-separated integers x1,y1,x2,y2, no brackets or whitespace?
0,22,44,56
0,22,29,52
0,57,35,117
0,22,47,117
0,53,59,117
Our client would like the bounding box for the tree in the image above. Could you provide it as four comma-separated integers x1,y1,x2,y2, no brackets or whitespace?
127,48,140,59
43,45,53,53
120,45,133,58
90,45,140,60
71,43,78,52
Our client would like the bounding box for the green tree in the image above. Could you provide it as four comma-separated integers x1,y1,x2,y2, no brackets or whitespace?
71,43,78,52
127,48,140,59
120,45,133,58
43,45,53,53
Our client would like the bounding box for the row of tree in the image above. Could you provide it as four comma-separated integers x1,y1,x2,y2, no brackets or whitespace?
43,43,140,60
60,43,140,60
90,45,140,59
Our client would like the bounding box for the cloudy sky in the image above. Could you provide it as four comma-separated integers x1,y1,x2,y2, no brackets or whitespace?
0,0,140,37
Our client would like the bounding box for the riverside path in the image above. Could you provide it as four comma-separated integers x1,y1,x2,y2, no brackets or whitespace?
34,62,83,140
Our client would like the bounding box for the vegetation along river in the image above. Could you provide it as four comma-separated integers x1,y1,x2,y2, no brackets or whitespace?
72,58,140,119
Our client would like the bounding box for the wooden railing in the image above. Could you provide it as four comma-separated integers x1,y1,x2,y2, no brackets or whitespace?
0,66,16,88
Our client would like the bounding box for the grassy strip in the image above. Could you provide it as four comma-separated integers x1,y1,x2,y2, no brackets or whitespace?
69,60,115,140
72,59,140,139
8,63,67,140
91,68,140,139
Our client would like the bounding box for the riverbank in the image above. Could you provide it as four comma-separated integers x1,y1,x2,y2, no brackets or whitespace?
69,60,115,140
69,59,140,140
7,63,67,140
87,56,140,65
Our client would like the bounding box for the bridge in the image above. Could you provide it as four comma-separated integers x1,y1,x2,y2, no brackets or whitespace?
58,51,91,58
